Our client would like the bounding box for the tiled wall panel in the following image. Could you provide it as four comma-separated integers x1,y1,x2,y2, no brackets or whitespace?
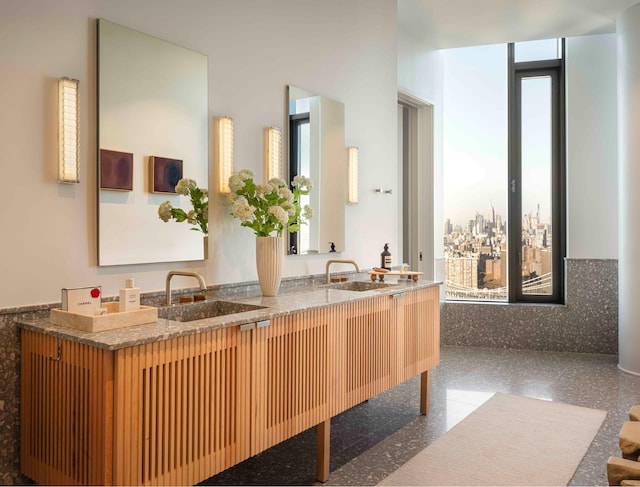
442,259,618,354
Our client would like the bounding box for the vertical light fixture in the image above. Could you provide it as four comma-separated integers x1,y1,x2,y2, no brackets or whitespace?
347,146,359,204
265,126,282,180
58,77,79,183
215,116,234,193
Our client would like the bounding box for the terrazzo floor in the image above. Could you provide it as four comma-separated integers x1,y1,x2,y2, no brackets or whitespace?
199,346,640,486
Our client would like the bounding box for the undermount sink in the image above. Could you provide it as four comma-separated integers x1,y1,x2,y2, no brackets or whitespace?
329,280,397,292
158,300,267,322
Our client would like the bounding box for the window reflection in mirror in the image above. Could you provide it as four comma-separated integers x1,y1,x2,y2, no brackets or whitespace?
289,111,311,253
287,86,346,255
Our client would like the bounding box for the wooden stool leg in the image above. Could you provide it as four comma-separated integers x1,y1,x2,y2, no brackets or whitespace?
420,370,430,415
317,419,331,482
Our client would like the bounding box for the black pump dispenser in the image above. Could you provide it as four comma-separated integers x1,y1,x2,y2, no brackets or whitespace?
381,243,392,270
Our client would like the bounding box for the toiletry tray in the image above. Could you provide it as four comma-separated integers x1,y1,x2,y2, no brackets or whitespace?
368,270,423,282
49,302,158,333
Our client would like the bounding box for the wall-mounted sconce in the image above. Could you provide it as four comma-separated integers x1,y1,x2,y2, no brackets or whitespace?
265,126,282,180
215,116,234,193
58,77,79,183
347,146,358,204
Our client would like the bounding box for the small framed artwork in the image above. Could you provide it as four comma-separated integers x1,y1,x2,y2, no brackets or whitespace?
151,156,183,194
100,149,134,191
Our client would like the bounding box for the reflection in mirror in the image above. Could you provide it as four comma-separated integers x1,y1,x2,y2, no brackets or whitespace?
97,19,208,266
287,86,346,255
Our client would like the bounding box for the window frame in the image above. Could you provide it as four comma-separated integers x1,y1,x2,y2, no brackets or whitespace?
507,40,566,304
288,112,310,255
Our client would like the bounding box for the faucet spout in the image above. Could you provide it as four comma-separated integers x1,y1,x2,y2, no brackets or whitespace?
326,259,360,284
166,270,207,306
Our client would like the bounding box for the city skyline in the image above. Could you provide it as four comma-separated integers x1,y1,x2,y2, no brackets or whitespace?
444,202,553,300
443,200,548,232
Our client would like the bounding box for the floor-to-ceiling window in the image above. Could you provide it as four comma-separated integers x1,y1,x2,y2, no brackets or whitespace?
443,39,565,304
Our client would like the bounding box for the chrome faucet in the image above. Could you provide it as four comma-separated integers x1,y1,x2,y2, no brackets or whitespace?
166,270,207,306
326,259,360,284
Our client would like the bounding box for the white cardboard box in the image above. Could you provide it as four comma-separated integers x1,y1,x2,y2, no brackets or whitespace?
61,286,102,316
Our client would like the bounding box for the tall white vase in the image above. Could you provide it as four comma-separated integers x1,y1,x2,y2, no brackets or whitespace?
255,236,283,296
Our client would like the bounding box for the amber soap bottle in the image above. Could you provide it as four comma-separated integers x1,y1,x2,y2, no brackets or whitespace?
381,243,392,270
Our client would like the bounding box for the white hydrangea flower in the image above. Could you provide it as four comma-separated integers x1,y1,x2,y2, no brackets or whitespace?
269,177,286,188
227,168,311,237
158,201,173,221
231,196,255,222
157,178,208,234
303,205,313,219
175,178,196,196
278,186,293,200
292,175,313,190
284,203,296,216
238,169,255,181
264,181,277,194
268,205,289,225
228,174,244,192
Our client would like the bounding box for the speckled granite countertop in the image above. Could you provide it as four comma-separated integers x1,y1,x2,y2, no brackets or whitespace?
18,278,441,351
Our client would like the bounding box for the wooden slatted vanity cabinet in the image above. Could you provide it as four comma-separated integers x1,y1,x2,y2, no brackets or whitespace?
19,282,440,485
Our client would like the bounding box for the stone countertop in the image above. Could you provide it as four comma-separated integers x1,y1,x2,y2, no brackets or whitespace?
18,278,441,351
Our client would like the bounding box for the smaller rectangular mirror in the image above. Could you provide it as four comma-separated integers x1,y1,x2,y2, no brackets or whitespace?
287,86,346,255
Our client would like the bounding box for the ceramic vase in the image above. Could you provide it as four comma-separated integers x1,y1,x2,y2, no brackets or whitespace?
255,236,283,296
203,235,208,260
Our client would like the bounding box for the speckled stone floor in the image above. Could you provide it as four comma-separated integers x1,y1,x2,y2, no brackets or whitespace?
199,346,640,486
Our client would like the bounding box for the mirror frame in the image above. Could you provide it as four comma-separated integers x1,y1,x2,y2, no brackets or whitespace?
97,19,209,266
286,85,346,256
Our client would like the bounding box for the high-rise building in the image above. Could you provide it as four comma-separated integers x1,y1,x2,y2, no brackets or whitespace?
445,218,453,235
488,201,495,226
475,212,485,235
484,257,503,287
446,256,479,289
541,248,551,275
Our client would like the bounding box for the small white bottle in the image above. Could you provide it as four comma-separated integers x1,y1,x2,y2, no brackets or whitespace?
119,278,140,312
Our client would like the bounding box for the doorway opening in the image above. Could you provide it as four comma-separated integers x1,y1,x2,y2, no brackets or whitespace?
397,91,434,278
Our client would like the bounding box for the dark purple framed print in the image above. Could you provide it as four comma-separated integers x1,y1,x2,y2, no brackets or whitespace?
100,149,133,191
151,156,183,193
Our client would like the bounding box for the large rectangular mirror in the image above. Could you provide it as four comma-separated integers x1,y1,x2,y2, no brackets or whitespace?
97,19,208,266
287,86,346,255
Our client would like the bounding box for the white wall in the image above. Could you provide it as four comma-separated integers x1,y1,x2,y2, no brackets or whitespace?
566,34,618,259
617,3,640,374
397,29,445,285
0,0,398,308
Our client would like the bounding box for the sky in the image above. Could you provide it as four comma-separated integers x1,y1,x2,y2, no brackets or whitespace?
442,41,553,228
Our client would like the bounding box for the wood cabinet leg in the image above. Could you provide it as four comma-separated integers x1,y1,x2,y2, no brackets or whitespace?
420,370,430,415
317,419,331,482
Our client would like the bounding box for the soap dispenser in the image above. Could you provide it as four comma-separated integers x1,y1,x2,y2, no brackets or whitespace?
381,243,392,270
119,278,140,312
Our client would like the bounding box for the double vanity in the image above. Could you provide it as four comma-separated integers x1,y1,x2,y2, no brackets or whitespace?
19,278,440,486
4,15,443,487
